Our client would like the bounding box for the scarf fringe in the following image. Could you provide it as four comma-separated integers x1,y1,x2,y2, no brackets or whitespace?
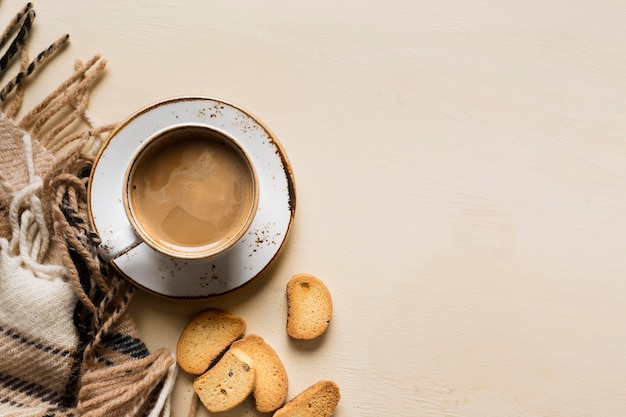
0,3,176,416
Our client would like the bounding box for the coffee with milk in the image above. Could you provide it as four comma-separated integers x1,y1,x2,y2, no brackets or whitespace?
125,125,257,259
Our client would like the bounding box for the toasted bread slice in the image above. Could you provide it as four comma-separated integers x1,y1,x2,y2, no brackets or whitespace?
286,273,332,339
273,380,340,417
193,347,255,413
232,334,288,412
176,308,246,374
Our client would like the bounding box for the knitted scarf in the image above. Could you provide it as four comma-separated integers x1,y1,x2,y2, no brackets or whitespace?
0,4,177,416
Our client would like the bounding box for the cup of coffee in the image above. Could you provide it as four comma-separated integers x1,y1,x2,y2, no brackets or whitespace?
123,123,259,260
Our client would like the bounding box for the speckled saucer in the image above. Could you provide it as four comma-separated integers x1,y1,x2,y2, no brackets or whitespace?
88,97,295,298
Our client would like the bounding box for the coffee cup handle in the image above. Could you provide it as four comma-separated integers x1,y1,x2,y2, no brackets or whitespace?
97,223,142,262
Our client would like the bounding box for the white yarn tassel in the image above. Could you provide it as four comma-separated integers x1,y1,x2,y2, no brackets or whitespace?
5,133,67,279
147,354,178,417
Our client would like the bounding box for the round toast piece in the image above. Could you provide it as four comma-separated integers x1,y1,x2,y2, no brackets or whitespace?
273,380,340,417
176,308,246,374
286,273,332,339
232,334,289,412
193,347,256,413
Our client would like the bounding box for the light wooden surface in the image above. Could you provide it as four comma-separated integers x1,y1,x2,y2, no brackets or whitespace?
8,1,626,415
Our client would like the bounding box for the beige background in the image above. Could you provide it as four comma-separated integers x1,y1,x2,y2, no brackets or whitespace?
6,0,626,415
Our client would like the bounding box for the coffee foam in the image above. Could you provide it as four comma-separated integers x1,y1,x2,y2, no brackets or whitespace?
128,126,255,256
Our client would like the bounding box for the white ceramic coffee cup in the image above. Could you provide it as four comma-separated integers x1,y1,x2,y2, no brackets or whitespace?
123,123,259,260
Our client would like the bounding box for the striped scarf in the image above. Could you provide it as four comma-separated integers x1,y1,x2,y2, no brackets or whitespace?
0,4,176,416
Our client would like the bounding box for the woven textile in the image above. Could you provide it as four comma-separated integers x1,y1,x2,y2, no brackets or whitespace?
0,4,176,416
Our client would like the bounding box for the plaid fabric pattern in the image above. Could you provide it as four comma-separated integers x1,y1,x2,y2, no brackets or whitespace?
0,245,80,416
0,4,176,416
